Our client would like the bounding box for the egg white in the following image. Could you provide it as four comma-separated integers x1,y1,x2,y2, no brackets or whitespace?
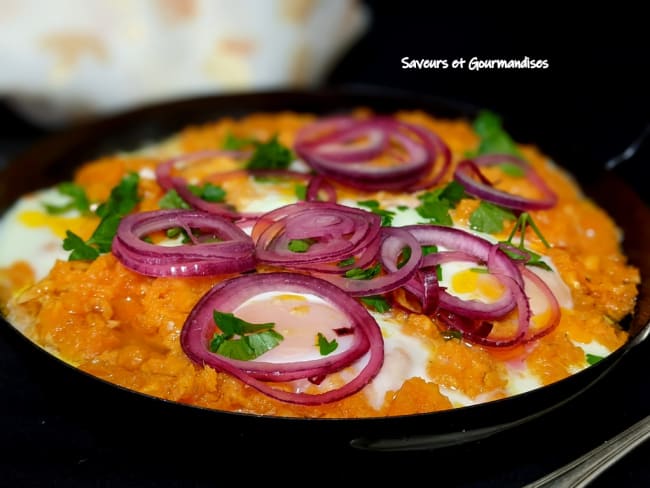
0,180,611,409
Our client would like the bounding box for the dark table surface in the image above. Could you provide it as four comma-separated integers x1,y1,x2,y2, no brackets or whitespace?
2,4,650,486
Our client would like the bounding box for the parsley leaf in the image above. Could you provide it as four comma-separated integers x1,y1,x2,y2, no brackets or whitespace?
469,201,516,234
357,200,395,226
288,239,313,253
499,162,526,178
422,244,438,256
188,182,226,202
63,230,100,261
416,181,470,225
159,189,191,209
209,311,283,361
360,295,391,313
222,132,256,150
316,333,338,356
586,353,604,365
472,110,521,157
337,257,356,268
294,183,307,201
442,329,463,341
65,173,140,260
43,182,91,215
344,262,381,280
246,135,294,170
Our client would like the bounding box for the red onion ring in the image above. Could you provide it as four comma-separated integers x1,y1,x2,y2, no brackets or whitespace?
252,201,382,274
520,265,561,342
316,226,423,297
112,209,256,277
453,154,558,211
295,116,450,192
180,272,384,405
399,225,522,319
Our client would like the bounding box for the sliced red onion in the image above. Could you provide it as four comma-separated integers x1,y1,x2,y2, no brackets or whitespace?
112,209,256,277
316,226,423,297
453,154,558,211
295,116,450,192
252,201,382,273
306,174,337,202
519,265,561,342
180,272,384,405
400,225,522,319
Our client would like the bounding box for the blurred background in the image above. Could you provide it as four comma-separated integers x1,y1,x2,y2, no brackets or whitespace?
1,0,648,179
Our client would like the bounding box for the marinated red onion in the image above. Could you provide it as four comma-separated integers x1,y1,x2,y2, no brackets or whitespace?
112,209,256,277
295,116,450,191
453,154,558,211
180,272,384,405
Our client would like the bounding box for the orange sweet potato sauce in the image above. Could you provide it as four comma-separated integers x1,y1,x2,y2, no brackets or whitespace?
0,110,640,418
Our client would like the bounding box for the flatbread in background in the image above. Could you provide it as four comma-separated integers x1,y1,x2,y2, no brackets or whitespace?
0,0,368,126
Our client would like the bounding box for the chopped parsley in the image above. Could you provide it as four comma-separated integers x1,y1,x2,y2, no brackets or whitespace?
357,200,395,226
344,262,381,280
294,183,307,201
188,182,226,202
63,172,140,261
360,295,391,313
209,311,283,361
337,257,356,268
43,182,91,215
159,189,191,209
422,244,438,256
442,329,463,341
222,132,257,150
586,353,604,365
472,110,522,157
416,180,470,225
245,135,294,171
288,239,313,253
316,332,338,356
498,162,526,178
469,201,516,234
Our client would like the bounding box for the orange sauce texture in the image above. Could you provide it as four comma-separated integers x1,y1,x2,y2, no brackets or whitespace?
0,110,640,418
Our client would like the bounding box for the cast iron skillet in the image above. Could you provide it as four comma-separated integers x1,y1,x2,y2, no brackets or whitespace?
1,88,649,451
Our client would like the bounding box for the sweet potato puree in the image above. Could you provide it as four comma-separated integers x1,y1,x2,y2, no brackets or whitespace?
0,110,640,418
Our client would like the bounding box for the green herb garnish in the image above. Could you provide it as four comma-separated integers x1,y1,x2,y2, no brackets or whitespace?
222,133,257,150
337,257,356,268
469,201,516,234
416,181,470,225
357,199,395,226
188,182,226,202
422,244,438,256
209,311,283,361
316,332,338,356
64,172,140,260
159,189,191,209
360,295,391,313
442,329,463,341
499,212,552,271
344,262,381,280
246,135,294,171
498,162,526,178
288,239,313,253
43,182,91,215
472,110,522,157
586,353,604,365
294,183,307,201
